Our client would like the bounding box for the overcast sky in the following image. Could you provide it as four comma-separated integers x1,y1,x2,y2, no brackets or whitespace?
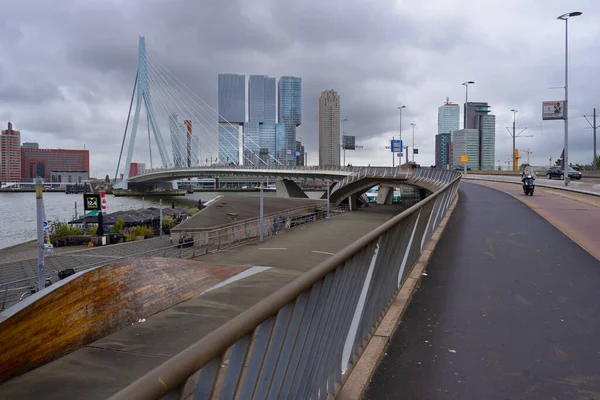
1,0,599,177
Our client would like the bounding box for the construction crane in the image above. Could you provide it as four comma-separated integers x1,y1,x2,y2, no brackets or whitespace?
520,149,532,165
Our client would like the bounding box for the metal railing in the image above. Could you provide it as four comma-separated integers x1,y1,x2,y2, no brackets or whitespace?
110,173,461,400
0,205,348,312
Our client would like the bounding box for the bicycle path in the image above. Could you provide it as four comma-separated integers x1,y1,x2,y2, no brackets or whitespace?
366,182,600,399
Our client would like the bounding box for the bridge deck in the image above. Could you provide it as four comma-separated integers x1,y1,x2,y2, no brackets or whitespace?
366,182,600,399
0,205,403,400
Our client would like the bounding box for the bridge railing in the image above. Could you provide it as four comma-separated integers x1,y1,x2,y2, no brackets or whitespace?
110,173,461,400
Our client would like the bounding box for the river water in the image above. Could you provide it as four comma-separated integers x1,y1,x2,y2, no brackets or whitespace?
0,191,324,249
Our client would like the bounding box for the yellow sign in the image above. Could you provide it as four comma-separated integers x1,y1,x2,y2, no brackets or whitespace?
460,155,469,163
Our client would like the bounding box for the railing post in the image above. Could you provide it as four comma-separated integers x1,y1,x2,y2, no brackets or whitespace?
260,183,264,241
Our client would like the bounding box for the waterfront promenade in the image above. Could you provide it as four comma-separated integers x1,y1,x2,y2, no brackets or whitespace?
365,182,600,399
0,204,402,399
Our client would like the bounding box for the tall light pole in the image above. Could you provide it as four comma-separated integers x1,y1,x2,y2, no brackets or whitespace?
558,11,582,185
396,105,406,168
511,109,518,171
341,118,348,166
410,123,416,162
462,81,475,173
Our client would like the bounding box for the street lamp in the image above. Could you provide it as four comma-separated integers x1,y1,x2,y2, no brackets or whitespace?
511,109,518,171
557,11,582,185
341,118,348,166
462,81,475,173
395,105,406,168
410,123,416,162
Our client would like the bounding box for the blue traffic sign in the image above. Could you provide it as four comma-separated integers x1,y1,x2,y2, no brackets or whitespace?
294,150,301,157
390,139,403,152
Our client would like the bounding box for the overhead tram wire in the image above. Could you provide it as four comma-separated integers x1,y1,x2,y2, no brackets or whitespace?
148,55,282,166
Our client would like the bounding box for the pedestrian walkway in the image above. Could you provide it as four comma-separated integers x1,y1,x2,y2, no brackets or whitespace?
366,182,600,399
0,204,402,400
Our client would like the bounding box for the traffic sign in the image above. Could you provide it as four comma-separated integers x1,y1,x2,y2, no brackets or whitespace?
413,148,419,154
460,155,469,163
390,139,403,153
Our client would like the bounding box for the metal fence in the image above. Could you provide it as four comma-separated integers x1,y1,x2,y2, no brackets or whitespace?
0,205,348,312
110,172,461,400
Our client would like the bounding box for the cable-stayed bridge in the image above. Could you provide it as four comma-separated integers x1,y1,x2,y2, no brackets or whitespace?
112,36,454,204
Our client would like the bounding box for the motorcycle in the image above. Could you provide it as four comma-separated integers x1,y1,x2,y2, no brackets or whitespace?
522,175,535,196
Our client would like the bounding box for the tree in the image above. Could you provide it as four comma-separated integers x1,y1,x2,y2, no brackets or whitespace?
555,159,562,166
595,155,600,170
105,174,111,183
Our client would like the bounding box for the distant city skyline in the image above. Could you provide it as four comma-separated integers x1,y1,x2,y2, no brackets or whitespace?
218,73,302,167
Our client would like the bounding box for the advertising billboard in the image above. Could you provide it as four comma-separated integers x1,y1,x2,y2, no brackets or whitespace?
542,101,565,120
342,135,356,150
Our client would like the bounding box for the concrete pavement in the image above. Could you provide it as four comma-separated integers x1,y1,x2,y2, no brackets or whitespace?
464,174,600,196
0,204,403,400
365,182,600,399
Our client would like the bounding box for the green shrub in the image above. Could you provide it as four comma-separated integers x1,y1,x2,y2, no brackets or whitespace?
125,232,137,242
50,223,83,241
86,225,97,235
187,207,199,217
113,216,125,233
162,214,175,229
132,225,153,237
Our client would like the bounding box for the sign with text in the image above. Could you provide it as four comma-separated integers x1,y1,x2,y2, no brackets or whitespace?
542,100,565,120
343,135,356,150
413,148,419,154
460,155,469,163
390,139,403,153
83,194,101,211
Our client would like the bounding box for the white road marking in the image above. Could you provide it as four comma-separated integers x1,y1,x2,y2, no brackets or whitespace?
201,266,271,295
311,250,336,256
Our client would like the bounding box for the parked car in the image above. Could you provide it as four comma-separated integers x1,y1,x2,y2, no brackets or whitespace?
453,166,472,171
546,166,582,180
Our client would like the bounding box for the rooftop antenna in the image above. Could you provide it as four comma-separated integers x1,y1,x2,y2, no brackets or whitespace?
445,97,450,105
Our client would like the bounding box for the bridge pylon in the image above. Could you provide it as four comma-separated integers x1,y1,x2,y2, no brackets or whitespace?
114,36,172,190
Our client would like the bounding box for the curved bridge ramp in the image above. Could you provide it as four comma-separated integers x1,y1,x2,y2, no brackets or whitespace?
329,167,459,204
0,258,250,383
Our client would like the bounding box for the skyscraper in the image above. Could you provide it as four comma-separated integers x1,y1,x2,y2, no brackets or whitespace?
0,122,21,182
319,90,340,166
438,98,460,135
169,114,187,168
436,98,459,170
218,74,245,164
246,75,276,165
464,102,495,170
450,129,479,170
278,76,302,166
435,133,451,169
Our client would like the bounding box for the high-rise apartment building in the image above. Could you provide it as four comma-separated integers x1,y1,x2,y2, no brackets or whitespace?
318,90,340,166
462,102,495,170
436,98,459,170
278,76,302,166
450,129,479,170
435,133,451,169
0,122,21,182
218,74,245,164
438,98,460,135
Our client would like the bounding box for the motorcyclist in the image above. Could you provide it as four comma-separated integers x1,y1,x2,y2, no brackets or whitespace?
521,166,536,187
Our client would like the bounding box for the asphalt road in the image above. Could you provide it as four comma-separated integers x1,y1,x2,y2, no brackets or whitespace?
365,182,600,400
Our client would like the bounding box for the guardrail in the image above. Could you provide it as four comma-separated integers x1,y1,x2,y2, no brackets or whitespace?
110,172,461,400
0,205,349,312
